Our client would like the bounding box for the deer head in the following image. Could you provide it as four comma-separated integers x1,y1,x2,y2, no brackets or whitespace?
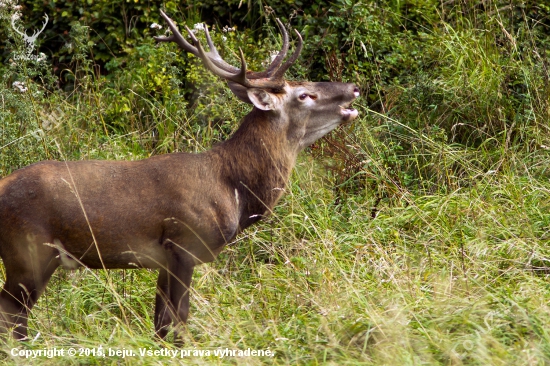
11,13,48,55
154,10,359,152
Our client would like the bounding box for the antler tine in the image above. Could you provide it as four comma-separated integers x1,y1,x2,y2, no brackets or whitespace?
193,36,251,86
154,10,199,56
11,15,26,38
198,22,241,73
244,18,289,80
28,14,49,38
195,37,285,89
259,18,290,77
271,29,303,79
37,14,49,34
203,24,218,57
155,11,240,73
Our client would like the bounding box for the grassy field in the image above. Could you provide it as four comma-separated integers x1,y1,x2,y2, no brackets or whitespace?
2,1,550,364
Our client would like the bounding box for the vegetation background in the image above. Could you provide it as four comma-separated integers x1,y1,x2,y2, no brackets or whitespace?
1,0,550,364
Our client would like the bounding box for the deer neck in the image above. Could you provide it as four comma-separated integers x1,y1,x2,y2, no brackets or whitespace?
214,108,298,229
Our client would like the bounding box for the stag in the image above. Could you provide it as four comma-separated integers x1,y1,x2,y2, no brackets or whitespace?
0,10,359,341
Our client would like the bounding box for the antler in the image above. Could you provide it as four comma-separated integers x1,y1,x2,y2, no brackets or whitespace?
11,13,49,43
154,10,302,90
11,15,26,39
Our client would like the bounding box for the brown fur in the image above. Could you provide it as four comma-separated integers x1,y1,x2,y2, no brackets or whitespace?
0,79,358,341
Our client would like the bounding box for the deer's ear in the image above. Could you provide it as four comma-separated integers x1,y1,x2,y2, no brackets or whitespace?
246,89,276,111
228,82,277,111
228,82,252,104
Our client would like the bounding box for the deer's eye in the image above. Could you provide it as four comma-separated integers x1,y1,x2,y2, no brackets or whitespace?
299,93,308,100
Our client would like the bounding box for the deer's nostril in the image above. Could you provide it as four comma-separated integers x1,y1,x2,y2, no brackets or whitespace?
353,87,360,98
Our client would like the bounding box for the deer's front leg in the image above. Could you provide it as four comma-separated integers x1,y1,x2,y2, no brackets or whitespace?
154,268,171,340
159,215,224,343
169,255,194,344
159,242,194,344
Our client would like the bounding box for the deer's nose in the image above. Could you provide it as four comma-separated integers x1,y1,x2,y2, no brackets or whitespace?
353,86,360,98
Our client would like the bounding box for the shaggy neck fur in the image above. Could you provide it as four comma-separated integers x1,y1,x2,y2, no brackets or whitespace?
212,108,298,230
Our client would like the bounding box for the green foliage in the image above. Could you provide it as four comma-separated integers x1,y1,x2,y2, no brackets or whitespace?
1,2,55,175
0,83,47,176
16,0,178,64
313,0,550,199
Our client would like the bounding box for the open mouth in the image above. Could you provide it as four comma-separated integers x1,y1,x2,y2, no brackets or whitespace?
340,105,359,121
340,88,360,121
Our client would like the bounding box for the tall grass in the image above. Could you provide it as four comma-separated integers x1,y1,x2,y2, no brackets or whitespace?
1,1,550,364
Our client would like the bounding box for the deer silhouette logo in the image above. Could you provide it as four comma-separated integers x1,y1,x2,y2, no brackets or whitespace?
11,13,48,60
